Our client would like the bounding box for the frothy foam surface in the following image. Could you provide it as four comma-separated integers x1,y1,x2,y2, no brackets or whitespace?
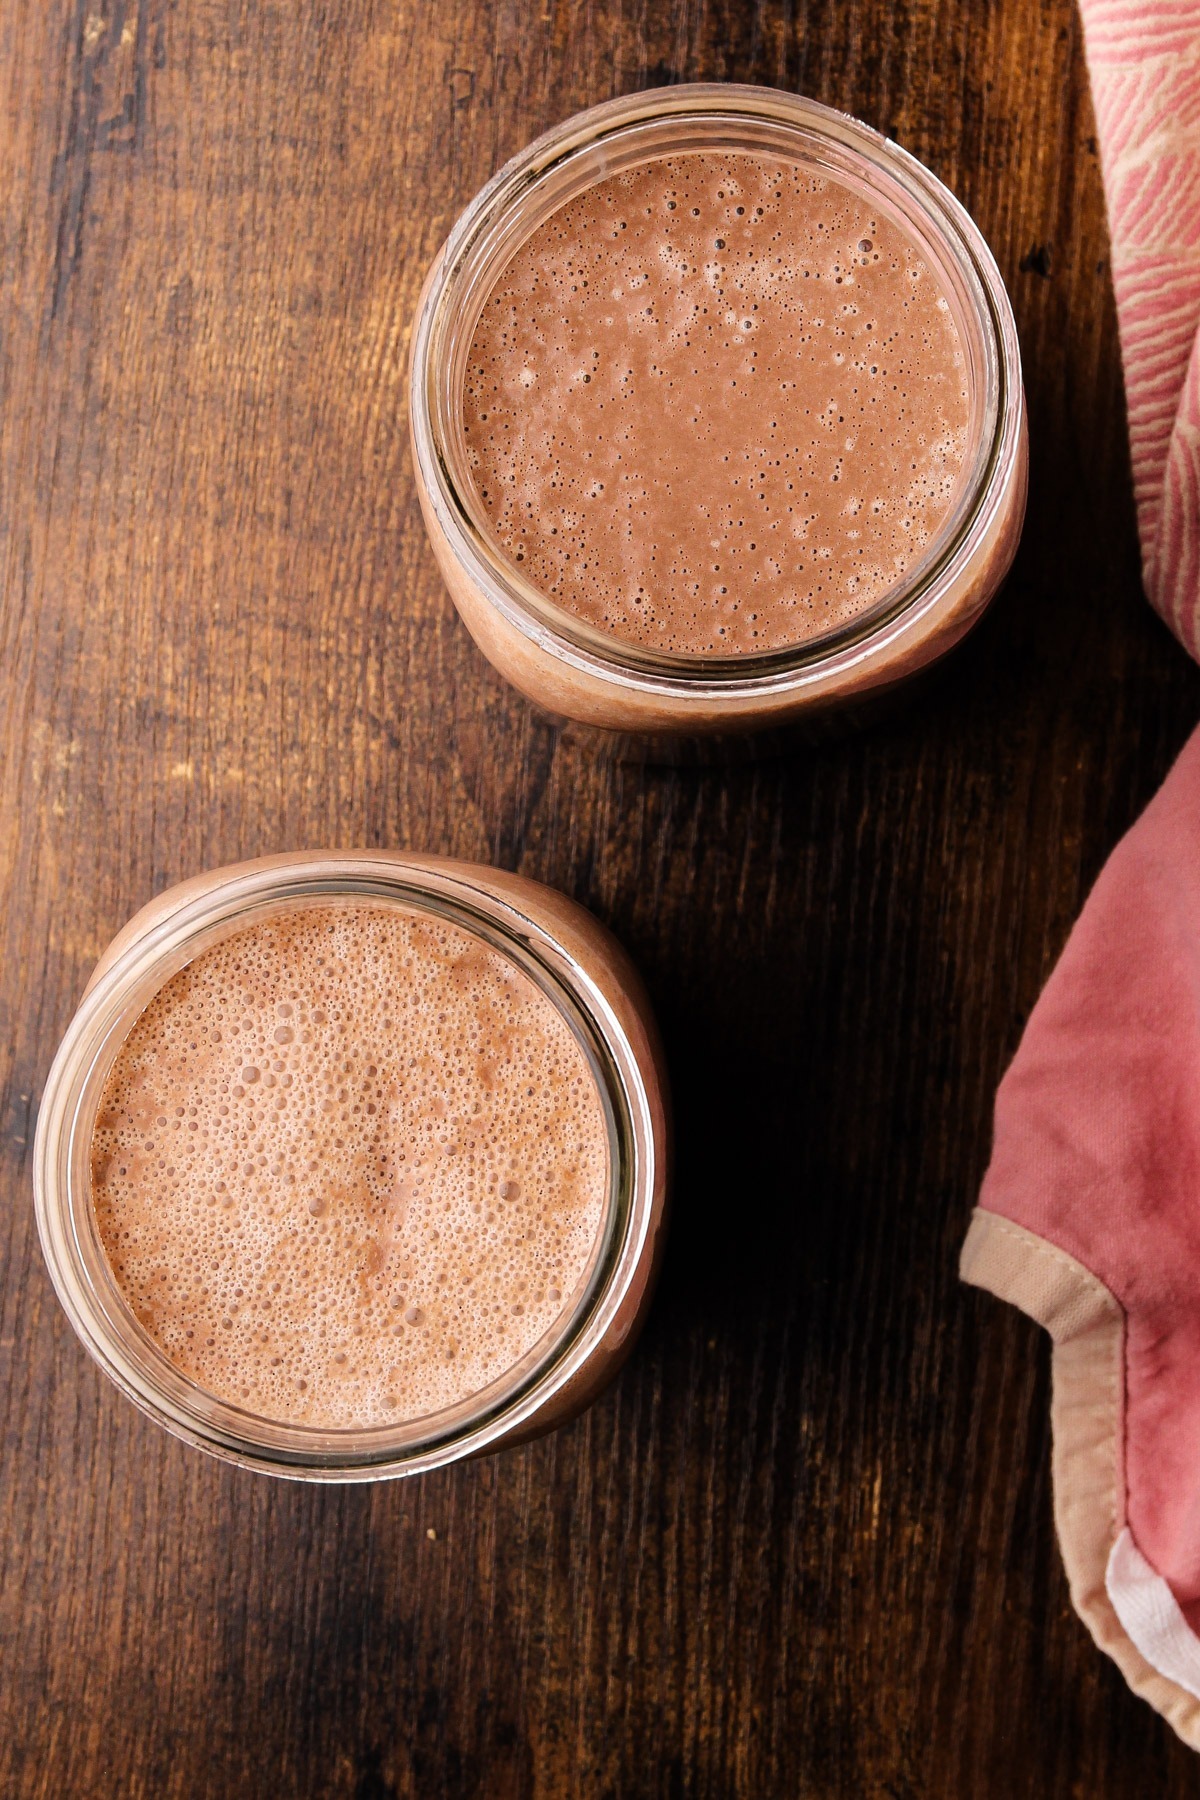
464,151,971,655
91,902,611,1429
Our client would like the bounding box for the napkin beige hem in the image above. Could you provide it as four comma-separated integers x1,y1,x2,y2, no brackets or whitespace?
961,1207,1200,1750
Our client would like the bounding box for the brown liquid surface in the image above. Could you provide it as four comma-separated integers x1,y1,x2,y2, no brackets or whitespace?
465,151,971,655
91,904,611,1429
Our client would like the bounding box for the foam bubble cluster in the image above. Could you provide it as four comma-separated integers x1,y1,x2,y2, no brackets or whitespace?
90,903,611,1429
464,152,971,655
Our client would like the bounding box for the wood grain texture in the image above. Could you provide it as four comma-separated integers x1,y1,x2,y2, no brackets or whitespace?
2,1,1198,1793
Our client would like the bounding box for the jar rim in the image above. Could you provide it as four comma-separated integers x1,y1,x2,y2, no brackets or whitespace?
33,853,658,1480
410,83,1025,699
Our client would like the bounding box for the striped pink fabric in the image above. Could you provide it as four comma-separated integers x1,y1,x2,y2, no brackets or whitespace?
1079,0,1200,648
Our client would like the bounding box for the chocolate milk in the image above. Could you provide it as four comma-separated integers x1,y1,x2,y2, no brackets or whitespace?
464,152,971,655
91,903,611,1428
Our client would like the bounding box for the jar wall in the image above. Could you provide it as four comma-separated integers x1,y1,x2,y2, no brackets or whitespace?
34,852,670,1480
410,85,1028,740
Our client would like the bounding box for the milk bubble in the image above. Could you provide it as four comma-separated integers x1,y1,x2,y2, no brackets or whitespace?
91,904,611,1428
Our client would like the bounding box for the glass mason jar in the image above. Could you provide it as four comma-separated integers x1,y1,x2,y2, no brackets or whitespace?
410,83,1028,741
33,852,670,1481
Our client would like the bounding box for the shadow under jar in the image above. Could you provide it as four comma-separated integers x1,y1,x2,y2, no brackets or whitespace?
410,84,1028,746
34,853,669,1481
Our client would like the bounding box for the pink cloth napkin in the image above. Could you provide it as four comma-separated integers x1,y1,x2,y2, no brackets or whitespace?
960,0,1200,1747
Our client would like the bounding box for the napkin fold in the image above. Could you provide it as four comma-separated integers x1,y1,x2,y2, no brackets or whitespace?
960,0,1200,1746
963,729,1200,1744
1084,0,1200,647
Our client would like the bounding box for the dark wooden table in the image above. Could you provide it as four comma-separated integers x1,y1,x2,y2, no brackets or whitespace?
3,1,1199,1793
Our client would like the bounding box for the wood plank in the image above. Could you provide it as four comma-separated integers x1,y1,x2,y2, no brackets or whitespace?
2,0,1197,1792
